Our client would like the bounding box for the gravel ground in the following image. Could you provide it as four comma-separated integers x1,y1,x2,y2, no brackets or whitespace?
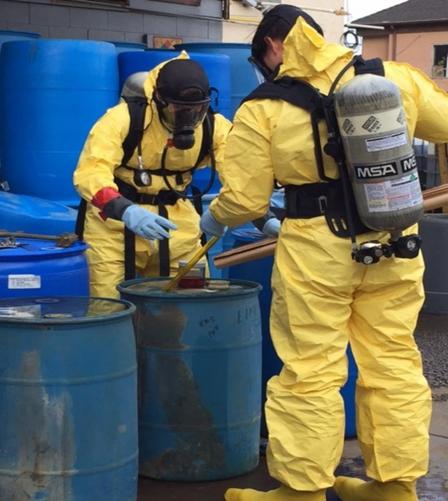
415,313,448,401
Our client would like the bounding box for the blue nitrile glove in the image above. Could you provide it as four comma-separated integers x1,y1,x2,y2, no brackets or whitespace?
122,205,177,240
200,209,227,237
262,218,281,238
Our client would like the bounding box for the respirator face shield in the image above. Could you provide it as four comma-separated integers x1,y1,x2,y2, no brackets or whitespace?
158,97,210,132
248,55,271,84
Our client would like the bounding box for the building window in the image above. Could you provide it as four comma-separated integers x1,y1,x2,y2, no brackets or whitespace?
432,45,448,78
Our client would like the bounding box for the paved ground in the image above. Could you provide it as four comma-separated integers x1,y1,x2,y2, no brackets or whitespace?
138,312,448,500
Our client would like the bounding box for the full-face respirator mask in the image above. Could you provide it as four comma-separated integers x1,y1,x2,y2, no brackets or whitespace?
154,59,211,150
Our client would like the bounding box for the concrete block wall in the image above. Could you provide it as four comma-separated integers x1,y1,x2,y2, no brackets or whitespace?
0,0,223,45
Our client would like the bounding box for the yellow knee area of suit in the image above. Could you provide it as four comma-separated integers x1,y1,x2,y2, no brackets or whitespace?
333,477,418,501
224,486,326,501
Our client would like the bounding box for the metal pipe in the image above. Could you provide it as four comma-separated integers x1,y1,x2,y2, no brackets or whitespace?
259,2,348,15
345,23,385,31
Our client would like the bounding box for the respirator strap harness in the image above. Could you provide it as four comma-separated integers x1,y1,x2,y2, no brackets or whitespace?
119,96,216,192
158,112,217,202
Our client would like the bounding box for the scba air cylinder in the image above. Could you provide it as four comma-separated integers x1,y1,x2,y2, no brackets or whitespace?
334,73,423,232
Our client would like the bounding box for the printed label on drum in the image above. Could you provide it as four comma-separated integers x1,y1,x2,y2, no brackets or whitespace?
8,274,41,289
363,173,422,213
365,132,408,152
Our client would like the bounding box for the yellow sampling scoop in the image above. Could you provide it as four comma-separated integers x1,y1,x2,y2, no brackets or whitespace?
163,236,220,292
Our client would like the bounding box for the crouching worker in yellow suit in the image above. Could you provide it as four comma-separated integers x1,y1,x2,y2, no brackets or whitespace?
200,5,448,501
74,54,231,297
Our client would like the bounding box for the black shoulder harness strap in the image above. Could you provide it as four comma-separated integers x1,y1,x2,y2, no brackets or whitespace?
122,96,148,167
241,55,385,182
242,56,384,111
242,76,320,114
196,109,215,168
240,55,385,238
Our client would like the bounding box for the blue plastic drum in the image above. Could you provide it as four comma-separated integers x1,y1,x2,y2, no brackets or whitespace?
108,41,146,54
0,296,138,501
0,191,77,235
0,40,119,207
0,31,41,167
201,194,236,280
118,278,262,481
0,237,89,298
0,30,40,53
118,48,174,89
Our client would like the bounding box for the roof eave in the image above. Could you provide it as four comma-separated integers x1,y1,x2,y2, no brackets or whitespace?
355,19,448,30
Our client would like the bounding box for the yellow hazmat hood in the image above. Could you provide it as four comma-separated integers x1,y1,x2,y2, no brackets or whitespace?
278,17,353,90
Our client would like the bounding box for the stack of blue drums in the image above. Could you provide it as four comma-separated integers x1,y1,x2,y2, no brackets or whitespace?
108,41,146,54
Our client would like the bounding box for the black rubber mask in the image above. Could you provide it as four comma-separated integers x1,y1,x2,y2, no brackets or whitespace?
155,59,211,150
158,99,209,149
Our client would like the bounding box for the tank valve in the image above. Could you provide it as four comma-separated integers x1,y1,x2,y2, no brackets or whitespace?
391,234,421,259
352,241,385,265
352,234,421,265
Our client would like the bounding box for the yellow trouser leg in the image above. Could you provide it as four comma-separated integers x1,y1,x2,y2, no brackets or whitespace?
334,477,418,501
350,254,431,481
265,223,355,490
225,486,326,501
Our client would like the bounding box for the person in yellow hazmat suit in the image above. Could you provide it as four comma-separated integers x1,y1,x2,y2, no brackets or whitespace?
74,54,231,298
200,5,448,501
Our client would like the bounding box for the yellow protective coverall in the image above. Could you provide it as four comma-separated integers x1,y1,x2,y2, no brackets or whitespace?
210,18,448,491
74,53,231,298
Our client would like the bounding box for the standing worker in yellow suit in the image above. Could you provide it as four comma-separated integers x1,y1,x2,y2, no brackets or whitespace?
200,5,448,500
74,54,231,297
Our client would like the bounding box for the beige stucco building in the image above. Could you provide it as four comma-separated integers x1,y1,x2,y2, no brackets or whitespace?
354,0,448,91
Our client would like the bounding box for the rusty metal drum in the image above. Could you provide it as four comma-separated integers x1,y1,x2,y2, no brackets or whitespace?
0,296,138,501
118,278,262,481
